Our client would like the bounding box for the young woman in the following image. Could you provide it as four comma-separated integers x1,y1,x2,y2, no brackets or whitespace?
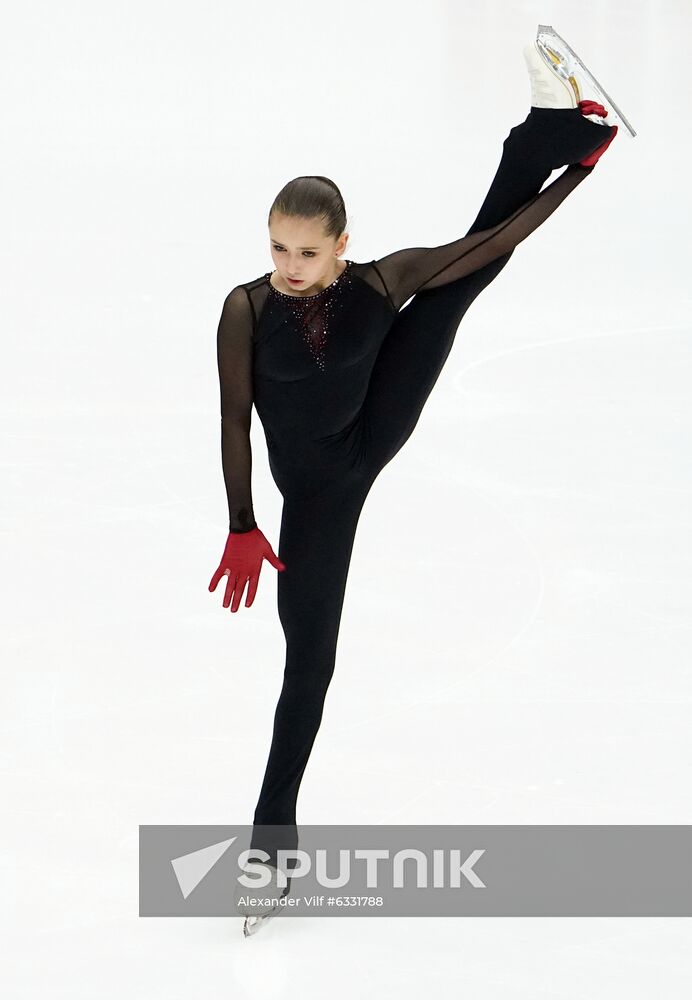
209,32,625,933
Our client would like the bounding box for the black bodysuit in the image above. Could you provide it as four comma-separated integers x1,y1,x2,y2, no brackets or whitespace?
214,107,608,866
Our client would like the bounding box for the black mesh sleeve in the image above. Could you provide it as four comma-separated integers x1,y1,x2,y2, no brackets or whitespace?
373,163,594,311
216,285,257,534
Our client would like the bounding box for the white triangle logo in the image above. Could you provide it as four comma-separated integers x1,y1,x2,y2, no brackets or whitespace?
171,836,238,899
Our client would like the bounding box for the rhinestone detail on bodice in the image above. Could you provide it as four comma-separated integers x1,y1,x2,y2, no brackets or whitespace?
265,260,354,371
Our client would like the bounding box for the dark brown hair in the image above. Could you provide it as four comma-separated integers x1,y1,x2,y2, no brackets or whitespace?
268,175,347,240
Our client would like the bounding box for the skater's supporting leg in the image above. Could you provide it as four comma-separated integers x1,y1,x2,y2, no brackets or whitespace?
250,478,370,864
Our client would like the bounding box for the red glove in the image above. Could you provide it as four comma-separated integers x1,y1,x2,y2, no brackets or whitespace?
209,527,286,612
578,100,618,166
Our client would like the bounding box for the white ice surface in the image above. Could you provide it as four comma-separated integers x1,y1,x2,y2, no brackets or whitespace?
2,0,691,996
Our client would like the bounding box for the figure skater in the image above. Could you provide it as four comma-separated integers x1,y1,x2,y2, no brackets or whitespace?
209,28,630,935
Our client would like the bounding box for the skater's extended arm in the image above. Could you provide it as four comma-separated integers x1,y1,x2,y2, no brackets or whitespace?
373,162,594,312
210,286,285,613
216,285,257,533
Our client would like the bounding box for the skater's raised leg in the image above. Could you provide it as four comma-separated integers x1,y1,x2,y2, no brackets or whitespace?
359,46,617,474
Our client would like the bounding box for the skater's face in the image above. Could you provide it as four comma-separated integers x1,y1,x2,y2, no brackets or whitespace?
269,212,348,294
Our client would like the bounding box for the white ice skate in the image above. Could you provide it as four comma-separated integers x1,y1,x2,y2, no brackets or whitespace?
233,861,290,938
524,24,636,136
243,910,278,937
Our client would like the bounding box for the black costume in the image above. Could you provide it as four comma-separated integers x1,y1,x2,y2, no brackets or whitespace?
215,108,612,864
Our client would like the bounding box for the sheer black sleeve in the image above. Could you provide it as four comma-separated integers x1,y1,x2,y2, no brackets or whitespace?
216,285,257,534
373,163,594,312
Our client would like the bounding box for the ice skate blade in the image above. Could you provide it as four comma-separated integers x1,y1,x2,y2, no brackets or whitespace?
243,911,277,937
537,23,637,137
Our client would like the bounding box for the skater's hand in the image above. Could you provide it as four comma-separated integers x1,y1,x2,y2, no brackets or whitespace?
209,527,286,612
578,100,618,166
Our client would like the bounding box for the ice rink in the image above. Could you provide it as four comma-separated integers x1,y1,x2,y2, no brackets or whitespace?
3,0,691,995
